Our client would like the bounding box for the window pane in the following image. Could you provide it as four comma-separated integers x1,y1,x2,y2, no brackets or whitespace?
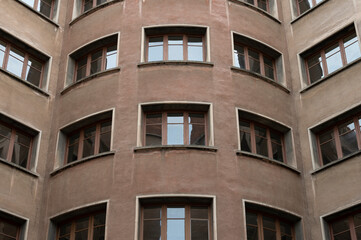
11,143,29,168
264,56,274,79
26,57,42,86
0,40,5,67
148,37,164,62
355,226,361,240
168,36,183,61
75,230,88,240
191,207,208,219
354,213,361,227
333,231,351,240
97,0,107,5
247,225,258,240
272,142,283,162
94,212,106,226
280,221,292,236
344,34,361,64
325,44,342,74
332,218,350,234
254,125,266,137
188,37,203,61
245,0,254,4
7,48,25,78
67,133,79,163
99,132,111,153
298,0,312,14
83,126,96,158
76,57,88,81
263,229,277,240
234,45,245,69
22,0,35,7
307,54,324,83
83,0,93,12
256,136,268,157
76,217,89,230
248,50,260,74
339,121,358,157
257,0,267,11
167,125,183,145
0,136,10,160
168,113,184,124
189,124,205,145
191,220,208,240
93,226,105,240
59,222,71,236
167,220,185,240
143,220,161,240
39,0,52,17
91,50,103,75
105,45,117,69
144,207,161,219
167,207,185,218
320,140,338,165
240,132,251,152
0,221,18,237
263,216,276,230
146,114,162,146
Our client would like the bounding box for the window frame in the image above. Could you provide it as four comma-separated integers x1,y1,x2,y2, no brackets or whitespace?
0,121,33,170
245,0,270,13
316,115,361,166
296,0,323,16
0,217,20,240
145,33,206,62
81,0,107,13
73,42,117,82
234,42,277,81
64,119,112,164
239,119,287,163
56,211,106,240
0,37,45,88
20,0,55,19
304,31,361,85
140,203,212,240
246,210,295,240
143,111,208,146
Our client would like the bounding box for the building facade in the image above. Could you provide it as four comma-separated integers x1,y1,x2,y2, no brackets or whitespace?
0,0,361,239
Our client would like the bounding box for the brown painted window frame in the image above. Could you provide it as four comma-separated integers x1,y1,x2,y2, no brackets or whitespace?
143,111,208,146
239,119,287,163
316,115,361,166
56,211,105,240
64,119,111,164
0,121,33,170
73,42,117,82
305,31,360,85
234,42,277,81
328,210,361,240
21,0,55,18
0,37,44,88
246,210,295,240
145,34,206,62
140,203,212,240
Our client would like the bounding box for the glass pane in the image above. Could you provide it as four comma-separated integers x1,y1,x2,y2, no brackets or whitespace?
12,143,29,168
245,0,254,4
188,37,203,61
94,212,106,226
270,131,281,144
105,46,117,69
167,125,183,145
298,0,312,14
191,207,208,219
7,48,25,78
0,40,6,67
59,236,71,240
168,36,183,61
146,124,162,146
167,207,185,218
84,126,96,138
168,114,184,124
319,130,334,143
344,41,361,64
332,218,350,234
320,140,338,165
264,65,274,80
84,0,93,12
189,124,205,145
240,132,251,152
167,220,185,240
272,142,283,162
354,213,361,227
99,132,111,153
263,229,276,240
246,212,258,225
148,37,164,61
39,0,52,17
257,0,267,11
355,226,361,240
83,135,95,158
144,207,161,219
339,122,358,157
325,44,342,74
100,121,111,133
280,221,292,236
93,226,105,240
97,0,107,5
254,125,266,137
76,58,87,81
76,217,89,230
21,0,35,7
91,50,103,75
308,59,324,83
25,66,41,86
247,225,258,240
191,220,208,240
147,114,162,124
234,45,245,69
0,124,11,138
67,142,79,163
143,220,161,240
0,136,10,160
0,221,18,237
263,216,276,230
256,136,268,157
0,235,17,240
59,222,71,236
248,50,260,74
75,230,88,240
333,231,351,240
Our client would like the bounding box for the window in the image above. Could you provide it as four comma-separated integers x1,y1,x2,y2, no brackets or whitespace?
295,0,323,16
66,35,118,86
0,35,48,88
20,0,56,18
81,0,109,13
65,120,111,164
246,211,294,240
0,218,20,240
140,200,212,240
233,33,283,83
302,27,361,85
57,212,105,240
143,26,209,63
243,0,270,12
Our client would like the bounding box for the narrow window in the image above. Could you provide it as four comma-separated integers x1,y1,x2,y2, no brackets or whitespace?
20,0,55,18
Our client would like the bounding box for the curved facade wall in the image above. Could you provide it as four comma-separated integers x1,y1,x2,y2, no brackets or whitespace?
0,0,361,239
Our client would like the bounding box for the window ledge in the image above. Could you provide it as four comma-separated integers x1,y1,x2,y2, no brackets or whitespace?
69,0,123,25
236,150,301,174
15,0,59,27
291,0,329,24
138,61,214,68
228,0,281,24
0,68,50,97
0,157,39,178
50,151,115,176
300,58,361,94
231,66,290,93
61,67,120,95
311,150,361,175
134,145,218,153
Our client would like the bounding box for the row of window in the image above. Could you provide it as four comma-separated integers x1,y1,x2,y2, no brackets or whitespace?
2,25,360,92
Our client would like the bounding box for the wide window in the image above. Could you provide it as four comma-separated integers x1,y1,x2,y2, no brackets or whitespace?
20,0,56,18
0,218,20,240
316,116,361,166
246,210,294,240
141,204,211,240
325,211,361,240
303,28,361,85
65,120,111,164
295,0,323,16
0,38,46,88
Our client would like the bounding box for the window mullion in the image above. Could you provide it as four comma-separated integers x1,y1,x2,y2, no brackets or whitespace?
93,0,97,8
258,214,264,240
184,35,188,61
163,113,167,145
101,47,106,71
86,54,91,77
185,205,190,240
71,220,76,240
88,215,94,240
21,53,29,80
250,122,257,154
260,53,265,76
334,127,343,159
266,128,273,159
164,36,168,61
321,50,328,76
184,113,189,145
94,123,101,155
3,43,10,70
275,219,281,240
78,130,85,159
162,205,167,240
245,47,250,70
7,129,16,162
339,39,348,66
349,215,357,240
354,117,361,150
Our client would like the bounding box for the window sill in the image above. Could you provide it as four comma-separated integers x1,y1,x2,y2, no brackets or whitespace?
300,58,361,94
15,0,59,27
228,0,281,24
61,67,120,95
50,151,115,176
0,68,49,97
231,66,290,93
138,61,214,68
311,150,361,175
291,0,329,24
134,145,218,153
236,150,301,174
69,0,123,25
0,157,39,178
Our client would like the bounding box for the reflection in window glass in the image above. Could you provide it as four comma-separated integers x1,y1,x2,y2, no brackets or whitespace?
248,49,261,74
38,0,53,18
168,36,183,61
239,121,251,153
106,45,117,69
234,45,245,69
21,0,35,7
167,113,184,145
307,54,324,83
91,50,103,75
298,0,312,15
188,37,203,61
319,130,338,165
325,44,342,74
7,48,25,78
189,113,205,145
338,121,358,157
344,34,361,64
148,37,164,62
26,57,42,86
